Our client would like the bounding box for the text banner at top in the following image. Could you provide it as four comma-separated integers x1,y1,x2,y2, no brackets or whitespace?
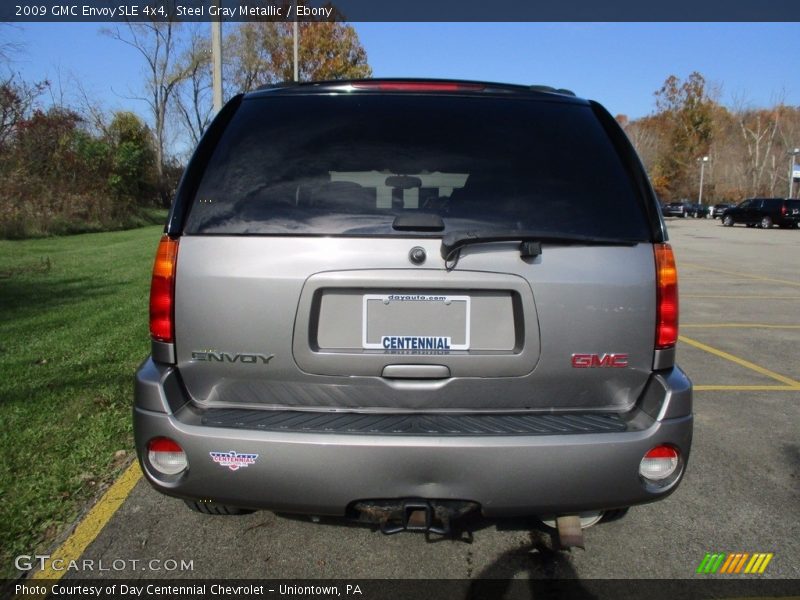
3,0,800,22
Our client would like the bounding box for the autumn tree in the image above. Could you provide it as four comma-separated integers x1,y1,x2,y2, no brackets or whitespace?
273,20,371,82
651,72,716,200
228,19,371,92
621,75,800,203
227,22,282,91
0,75,48,150
622,113,669,179
171,17,371,148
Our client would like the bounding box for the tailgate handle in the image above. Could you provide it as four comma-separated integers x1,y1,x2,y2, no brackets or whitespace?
381,364,451,379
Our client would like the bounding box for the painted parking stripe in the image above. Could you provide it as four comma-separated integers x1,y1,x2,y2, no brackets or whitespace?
30,462,142,581
682,294,800,299
679,277,790,282
683,324,800,330
681,263,800,288
693,385,800,391
679,335,800,389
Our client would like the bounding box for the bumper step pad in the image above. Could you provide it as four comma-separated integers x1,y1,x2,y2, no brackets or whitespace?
200,408,627,436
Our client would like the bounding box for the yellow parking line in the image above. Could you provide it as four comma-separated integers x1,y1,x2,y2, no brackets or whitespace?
682,295,800,299
31,462,142,581
681,263,800,288
680,277,781,281
683,324,800,330
679,335,800,389
693,385,800,391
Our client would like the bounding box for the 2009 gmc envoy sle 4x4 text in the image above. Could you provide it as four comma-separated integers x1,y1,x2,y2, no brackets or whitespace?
134,79,692,545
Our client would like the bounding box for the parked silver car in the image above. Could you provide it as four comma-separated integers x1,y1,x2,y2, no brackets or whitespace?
135,80,692,543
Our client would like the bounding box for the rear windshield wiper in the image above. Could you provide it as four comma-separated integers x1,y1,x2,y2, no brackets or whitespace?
440,230,641,260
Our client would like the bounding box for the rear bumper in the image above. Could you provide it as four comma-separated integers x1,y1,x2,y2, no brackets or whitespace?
134,358,693,517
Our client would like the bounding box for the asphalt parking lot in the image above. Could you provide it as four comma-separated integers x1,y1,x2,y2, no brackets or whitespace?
35,218,800,583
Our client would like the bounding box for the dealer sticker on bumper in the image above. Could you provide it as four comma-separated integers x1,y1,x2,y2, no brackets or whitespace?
210,450,259,471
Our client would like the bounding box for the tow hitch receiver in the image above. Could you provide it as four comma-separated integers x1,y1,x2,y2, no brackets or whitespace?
353,499,479,536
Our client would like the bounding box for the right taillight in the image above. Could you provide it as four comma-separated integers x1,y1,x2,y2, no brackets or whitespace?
654,243,678,349
147,437,187,476
149,235,179,343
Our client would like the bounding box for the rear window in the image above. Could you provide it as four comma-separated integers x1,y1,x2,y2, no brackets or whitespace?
184,94,650,240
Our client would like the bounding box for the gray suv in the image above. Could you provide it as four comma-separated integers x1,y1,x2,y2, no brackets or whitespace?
135,80,692,542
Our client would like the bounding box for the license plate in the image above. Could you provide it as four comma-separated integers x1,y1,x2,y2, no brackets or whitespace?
362,294,471,350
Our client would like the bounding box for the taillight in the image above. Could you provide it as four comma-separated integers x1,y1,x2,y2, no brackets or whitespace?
639,445,680,482
149,235,179,343
147,437,187,476
350,81,485,92
654,243,678,349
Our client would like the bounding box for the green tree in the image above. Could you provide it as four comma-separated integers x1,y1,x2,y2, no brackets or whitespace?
105,111,158,207
104,21,190,206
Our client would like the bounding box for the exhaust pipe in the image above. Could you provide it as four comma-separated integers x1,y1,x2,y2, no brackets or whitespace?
556,515,585,549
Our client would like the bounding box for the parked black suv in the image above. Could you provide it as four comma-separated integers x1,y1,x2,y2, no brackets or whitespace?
721,198,800,229
686,203,709,218
710,203,734,219
662,202,690,218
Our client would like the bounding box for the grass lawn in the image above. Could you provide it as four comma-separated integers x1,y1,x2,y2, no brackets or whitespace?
0,224,165,578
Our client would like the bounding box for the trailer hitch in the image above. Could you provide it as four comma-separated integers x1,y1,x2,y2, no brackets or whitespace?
352,499,479,539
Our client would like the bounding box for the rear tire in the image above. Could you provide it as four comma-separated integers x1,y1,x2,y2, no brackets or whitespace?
760,216,773,229
184,500,255,515
722,216,734,227
600,508,630,523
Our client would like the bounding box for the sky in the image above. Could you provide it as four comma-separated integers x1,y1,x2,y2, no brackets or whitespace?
5,22,800,124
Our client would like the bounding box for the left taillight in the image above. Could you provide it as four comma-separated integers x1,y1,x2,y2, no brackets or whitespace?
149,235,179,343
639,445,680,482
654,243,678,349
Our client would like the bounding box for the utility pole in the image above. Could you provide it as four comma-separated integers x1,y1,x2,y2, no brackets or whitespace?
789,148,800,198
211,1,223,113
697,156,709,206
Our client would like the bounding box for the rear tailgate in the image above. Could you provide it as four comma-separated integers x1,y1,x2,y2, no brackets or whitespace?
170,89,662,414
174,236,656,412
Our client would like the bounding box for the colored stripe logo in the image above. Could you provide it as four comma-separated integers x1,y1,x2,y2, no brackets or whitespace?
696,552,773,574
